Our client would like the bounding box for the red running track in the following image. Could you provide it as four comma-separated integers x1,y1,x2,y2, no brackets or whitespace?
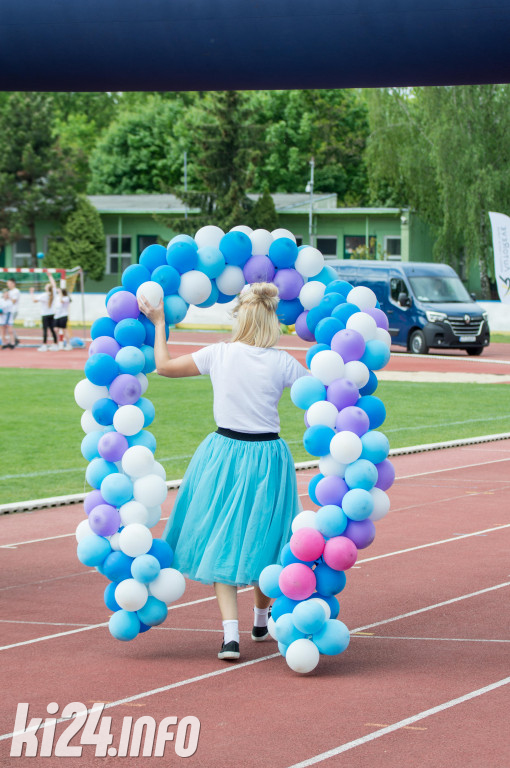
1,442,509,767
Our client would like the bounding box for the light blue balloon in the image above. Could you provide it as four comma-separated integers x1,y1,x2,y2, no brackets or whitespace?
140,344,156,374
314,504,348,538
290,376,326,410
305,343,330,368
131,554,161,584
137,596,168,626
292,600,328,635
274,613,306,646
101,473,133,507
81,430,103,462
344,459,378,491
278,641,289,657
114,318,146,348
166,242,198,274
360,340,391,371
342,488,374,521
134,397,155,428
77,535,111,567
197,281,219,308
258,564,283,598
109,609,140,641
196,246,226,278
271,594,300,621
163,294,189,325
360,431,390,464
167,233,197,249
115,346,146,375
314,265,338,286
85,457,118,489
127,429,157,453
151,264,181,295
312,619,350,655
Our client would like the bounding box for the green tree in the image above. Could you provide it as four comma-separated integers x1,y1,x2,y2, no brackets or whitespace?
0,92,78,265
45,196,106,280
250,186,278,231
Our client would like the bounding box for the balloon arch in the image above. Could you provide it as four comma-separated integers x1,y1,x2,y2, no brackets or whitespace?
75,225,393,674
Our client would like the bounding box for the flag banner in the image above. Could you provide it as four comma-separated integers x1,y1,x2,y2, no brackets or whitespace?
489,211,510,304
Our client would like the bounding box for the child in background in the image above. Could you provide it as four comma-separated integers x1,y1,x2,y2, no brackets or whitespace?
54,285,71,349
0,290,14,349
30,281,58,351
6,279,20,346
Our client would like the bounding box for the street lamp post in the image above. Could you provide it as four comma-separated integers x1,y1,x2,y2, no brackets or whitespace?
306,157,315,247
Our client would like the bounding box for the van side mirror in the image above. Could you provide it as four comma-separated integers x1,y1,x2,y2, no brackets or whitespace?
398,292,411,307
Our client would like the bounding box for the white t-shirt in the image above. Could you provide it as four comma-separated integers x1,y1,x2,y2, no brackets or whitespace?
8,288,20,313
35,292,55,316
54,295,70,320
192,341,308,433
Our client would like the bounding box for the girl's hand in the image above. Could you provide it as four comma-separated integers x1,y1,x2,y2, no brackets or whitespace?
138,295,165,327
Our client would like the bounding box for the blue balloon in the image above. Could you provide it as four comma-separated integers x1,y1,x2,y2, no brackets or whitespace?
114,318,146,348
91,316,117,340
219,231,252,266
279,542,315,567
77,535,111,567
312,619,350,655
139,243,167,273
314,563,347,596
102,551,135,582
127,429,157,453
137,596,168,626
92,397,118,426
258,563,283,598
140,344,156,374
277,298,303,325
131,554,161,583
166,241,198,273
274,613,306,646
314,504,348,538
360,431,390,464
196,246,225,278
342,488,374,520
320,293,346,313
278,641,289,657
356,395,386,429
292,600,328,635
216,290,237,304
271,594,300,621
104,582,121,611
314,265,338,286
85,353,119,386
197,281,219,308
138,314,169,347
164,294,189,325
290,376,326,410
306,304,331,333
151,264,181,295
359,370,378,396
139,621,152,633
305,343,330,368
105,286,124,306
122,263,151,295
314,317,345,346
324,280,353,297
109,609,140,641
344,459,378,491
101,473,133,507
115,346,146,375
268,237,298,268
360,340,391,371
308,474,324,506
303,425,335,457
331,303,360,324
148,538,174,568
134,397,155,427
86,457,118,489
312,593,340,619
80,430,103,461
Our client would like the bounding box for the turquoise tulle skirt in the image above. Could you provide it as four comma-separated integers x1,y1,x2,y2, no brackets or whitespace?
162,432,301,586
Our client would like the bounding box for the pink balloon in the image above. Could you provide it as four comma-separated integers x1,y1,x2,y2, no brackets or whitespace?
290,527,325,562
323,536,358,571
279,563,316,600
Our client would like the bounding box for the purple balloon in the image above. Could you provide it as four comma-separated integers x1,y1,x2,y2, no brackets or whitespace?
326,378,359,410
336,406,370,436
98,431,129,462
89,335,121,358
375,459,395,491
243,255,275,284
343,519,376,549
295,311,315,342
315,476,348,507
273,268,304,301
331,329,366,362
365,307,390,331
84,489,106,515
109,374,142,406
88,504,121,537
107,291,140,323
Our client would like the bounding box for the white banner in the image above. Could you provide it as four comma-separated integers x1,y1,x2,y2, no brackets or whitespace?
489,211,510,304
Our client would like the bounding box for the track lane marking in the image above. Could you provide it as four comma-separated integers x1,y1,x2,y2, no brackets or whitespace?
352,634,510,644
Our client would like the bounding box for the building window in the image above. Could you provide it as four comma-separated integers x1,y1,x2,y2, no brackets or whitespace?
137,235,159,260
384,236,402,260
295,236,304,247
316,237,337,259
344,235,377,259
107,235,132,275
13,239,32,268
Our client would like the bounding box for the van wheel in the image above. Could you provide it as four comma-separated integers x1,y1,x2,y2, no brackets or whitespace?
409,330,428,354
466,346,484,356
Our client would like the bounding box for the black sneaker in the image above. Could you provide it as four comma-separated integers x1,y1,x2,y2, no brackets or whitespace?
218,640,240,660
251,608,272,642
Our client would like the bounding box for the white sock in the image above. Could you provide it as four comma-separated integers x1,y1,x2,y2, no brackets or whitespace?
222,620,239,644
253,607,269,628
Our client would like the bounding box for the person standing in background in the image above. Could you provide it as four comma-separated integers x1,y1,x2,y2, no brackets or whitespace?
30,281,58,351
6,279,20,346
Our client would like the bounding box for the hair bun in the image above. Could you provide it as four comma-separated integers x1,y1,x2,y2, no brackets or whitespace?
239,282,279,313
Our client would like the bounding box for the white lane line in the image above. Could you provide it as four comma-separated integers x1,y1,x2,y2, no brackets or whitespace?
351,581,510,634
0,532,75,549
385,414,510,433
0,619,90,627
284,676,510,768
0,571,94,592
352,634,510,644
397,456,510,480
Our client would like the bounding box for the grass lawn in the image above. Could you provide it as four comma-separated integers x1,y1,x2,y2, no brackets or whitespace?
1,368,509,505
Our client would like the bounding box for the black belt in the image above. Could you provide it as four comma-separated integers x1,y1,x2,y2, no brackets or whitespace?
216,427,280,442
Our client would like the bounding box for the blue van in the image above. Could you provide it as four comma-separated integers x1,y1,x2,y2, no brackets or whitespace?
329,260,490,355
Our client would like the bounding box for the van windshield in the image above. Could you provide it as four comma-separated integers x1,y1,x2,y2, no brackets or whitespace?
408,276,472,303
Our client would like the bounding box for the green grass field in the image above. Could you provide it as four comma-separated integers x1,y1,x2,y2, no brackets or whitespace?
1,368,509,505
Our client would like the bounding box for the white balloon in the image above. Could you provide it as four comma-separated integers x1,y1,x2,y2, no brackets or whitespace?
178,270,212,305
109,532,122,551
375,327,392,348
146,505,162,528
295,246,324,278
195,225,224,249
81,409,103,434
369,488,391,521
347,286,377,310
299,280,326,310
250,228,273,257
115,578,148,612
285,638,320,674
291,510,318,533
308,597,331,621
216,265,245,296
121,445,155,478
133,474,168,508
343,360,370,389
229,225,253,236
330,431,363,464
119,523,153,557
152,461,167,480
136,372,149,395
271,228,296,243
76,518,94,542
136,280,164,308
267,616,278,640
74,379,109,410
307,400,338,430
119,500,149,526
148,567,186,604
310,350,344,386
346,312,378,341
113,405,145,436
319,453,347,477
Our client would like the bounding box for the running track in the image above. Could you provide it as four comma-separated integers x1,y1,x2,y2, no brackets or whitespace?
1,441,509,767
